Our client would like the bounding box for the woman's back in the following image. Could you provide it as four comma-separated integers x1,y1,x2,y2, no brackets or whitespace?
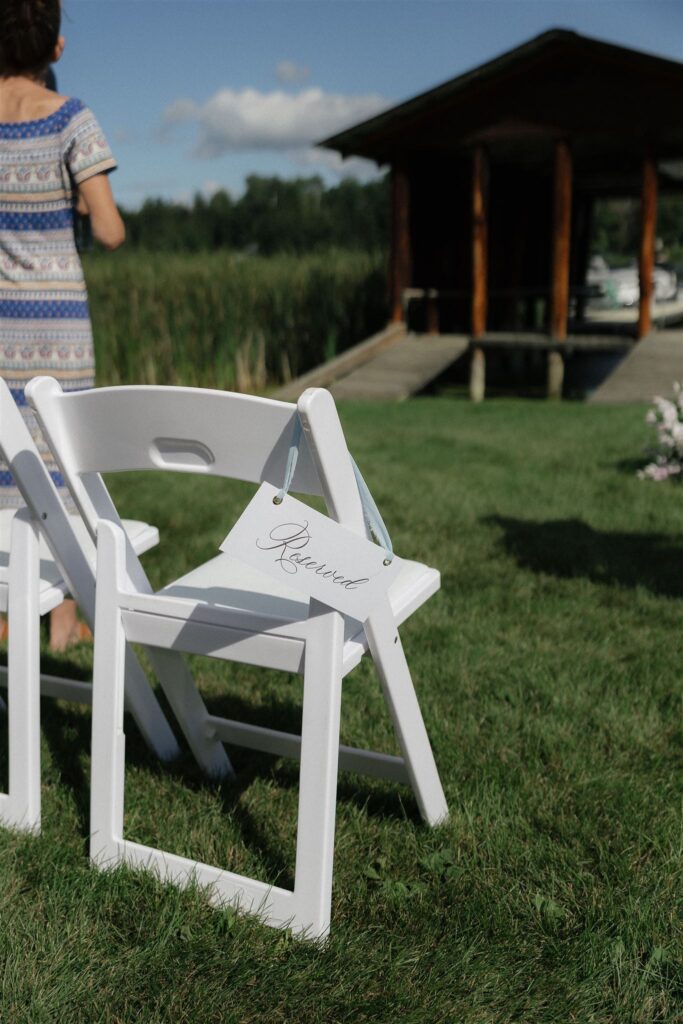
0,89,116,508
0,91,115,281
0,75,66,123
0,0,125,646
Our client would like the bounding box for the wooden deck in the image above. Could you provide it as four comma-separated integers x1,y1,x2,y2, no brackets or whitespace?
588,329,683,403
274,323,683,404
329,334,468,400
274,326,467,401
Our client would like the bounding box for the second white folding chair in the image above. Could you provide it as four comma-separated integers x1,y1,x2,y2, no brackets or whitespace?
0,379,180,832
28,377,448,938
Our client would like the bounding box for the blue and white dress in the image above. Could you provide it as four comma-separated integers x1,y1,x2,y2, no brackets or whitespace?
0,97,116,507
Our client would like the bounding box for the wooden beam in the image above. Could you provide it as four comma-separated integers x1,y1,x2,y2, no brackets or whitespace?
471,146,488,339
638,155,658,339
389,166,411,324
550,139,572,341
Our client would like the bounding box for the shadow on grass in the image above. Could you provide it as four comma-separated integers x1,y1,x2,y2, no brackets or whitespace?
1,672,414,882
204,691,420,830
485,515,683,597
612,456,650,476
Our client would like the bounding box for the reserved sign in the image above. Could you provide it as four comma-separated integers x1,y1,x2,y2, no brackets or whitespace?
220,482,401,621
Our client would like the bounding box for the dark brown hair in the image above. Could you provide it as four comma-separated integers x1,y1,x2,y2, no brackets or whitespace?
0,0,61,75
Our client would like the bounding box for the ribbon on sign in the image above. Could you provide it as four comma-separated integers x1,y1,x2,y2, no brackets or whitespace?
273,415,394,565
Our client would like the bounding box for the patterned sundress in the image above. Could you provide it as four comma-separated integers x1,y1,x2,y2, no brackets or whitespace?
0,96,116,507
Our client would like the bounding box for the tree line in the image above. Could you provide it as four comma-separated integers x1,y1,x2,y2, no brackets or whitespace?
119,173,683,265
121,175,389,254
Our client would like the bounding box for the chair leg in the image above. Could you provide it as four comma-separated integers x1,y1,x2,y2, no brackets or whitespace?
4,511,41,831
292,603,344,939
365,600,449,827
147,647,234,779
69,534,180,766
90,522,128,865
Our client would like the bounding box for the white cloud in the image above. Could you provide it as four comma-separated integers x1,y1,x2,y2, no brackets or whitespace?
293,147,385,182
161,87,389,158
276,60,310,85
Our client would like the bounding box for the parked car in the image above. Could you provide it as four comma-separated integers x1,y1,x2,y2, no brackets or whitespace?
654,263,679,302
586,255,678,307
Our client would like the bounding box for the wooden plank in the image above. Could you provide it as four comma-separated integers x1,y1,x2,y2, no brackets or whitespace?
272,322,406,400
390,166,411,323
475,332,632,351
638,155,658,339
550,140,572,341
588,329,683,404
330,335,468,401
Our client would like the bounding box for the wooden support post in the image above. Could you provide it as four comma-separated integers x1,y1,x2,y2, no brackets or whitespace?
470,146,488,400
638,155,658,340
471,146,488,339
425,291,439,334
389,166,411,324
547,347,564,400
549,139,572,398
469,345,485,403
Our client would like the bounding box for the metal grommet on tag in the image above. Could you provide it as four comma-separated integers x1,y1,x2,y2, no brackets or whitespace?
383,557,392,566
272,495,283,505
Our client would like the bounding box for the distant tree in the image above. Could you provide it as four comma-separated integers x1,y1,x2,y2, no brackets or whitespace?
207,190,234,248
120,173,389,254
321,178,389,250
592,196,683,266
656,196,683,263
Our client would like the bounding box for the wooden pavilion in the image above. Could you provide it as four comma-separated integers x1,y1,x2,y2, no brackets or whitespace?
321,29,683,398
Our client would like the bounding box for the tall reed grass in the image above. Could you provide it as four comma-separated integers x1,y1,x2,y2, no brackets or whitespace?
83,249,387,390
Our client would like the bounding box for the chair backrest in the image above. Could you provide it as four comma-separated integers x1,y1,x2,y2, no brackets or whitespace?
26,380,368,586
0,378,97,620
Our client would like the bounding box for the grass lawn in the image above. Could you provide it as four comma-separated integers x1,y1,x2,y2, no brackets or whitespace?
0,398,681,1023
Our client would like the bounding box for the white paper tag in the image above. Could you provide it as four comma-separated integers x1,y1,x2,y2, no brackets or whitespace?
220,482,401,621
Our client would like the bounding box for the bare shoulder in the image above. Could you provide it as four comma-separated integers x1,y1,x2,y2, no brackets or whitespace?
0,82,70,123
31,89,71,119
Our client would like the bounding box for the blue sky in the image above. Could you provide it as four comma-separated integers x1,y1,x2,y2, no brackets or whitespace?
55,1,683,209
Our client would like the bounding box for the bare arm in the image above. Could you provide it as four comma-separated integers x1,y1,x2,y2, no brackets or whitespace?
77,174,125,250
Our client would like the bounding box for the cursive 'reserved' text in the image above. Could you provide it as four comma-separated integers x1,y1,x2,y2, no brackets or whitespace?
256,522,370,590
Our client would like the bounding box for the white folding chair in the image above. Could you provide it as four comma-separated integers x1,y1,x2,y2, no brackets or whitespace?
28,377,448,938
0,378,180,832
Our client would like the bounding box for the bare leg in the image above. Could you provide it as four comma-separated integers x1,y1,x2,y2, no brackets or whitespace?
49,599,92,651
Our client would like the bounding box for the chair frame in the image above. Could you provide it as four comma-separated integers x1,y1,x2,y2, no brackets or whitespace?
0,380,180,832
28,378,448,937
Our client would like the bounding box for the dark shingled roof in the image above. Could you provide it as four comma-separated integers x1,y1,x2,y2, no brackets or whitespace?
320,29,683,168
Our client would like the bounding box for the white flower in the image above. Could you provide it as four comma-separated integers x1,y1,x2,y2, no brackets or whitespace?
655,398,678,428
639,385,683,483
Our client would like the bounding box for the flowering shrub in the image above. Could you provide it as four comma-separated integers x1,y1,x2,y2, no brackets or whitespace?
638,385,683,481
